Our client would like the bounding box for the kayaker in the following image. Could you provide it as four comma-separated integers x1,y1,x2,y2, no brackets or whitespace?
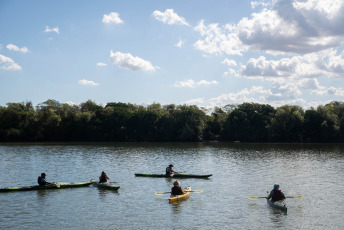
266,184,286,201
171,180,185,196
99,171,109,183
166,164,177,176
37,173,54,186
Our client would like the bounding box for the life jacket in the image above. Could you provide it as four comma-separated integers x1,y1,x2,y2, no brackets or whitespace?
171,186,183,196
99,175,108,183
37,176,44,186
166,167,171,174
272,189,285,201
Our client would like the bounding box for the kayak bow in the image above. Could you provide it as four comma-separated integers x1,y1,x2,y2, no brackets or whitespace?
0,184,60,192
0,181,93,192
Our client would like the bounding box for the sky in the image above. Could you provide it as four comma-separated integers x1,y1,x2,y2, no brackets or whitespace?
1,0,344,109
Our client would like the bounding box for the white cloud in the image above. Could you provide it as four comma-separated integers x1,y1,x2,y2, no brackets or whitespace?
0,54,21,70
183,98,205,105
312,87,344,96
45,26,59,34
152,9,190,26
174,79,218,88
224,68,237,77
299,78,322,90
194,20,244,56
239,49,344,80
102,12,123,24
110,50,156,71
6,44,29,53
183,85,312,109
221,58,237,66
251,1,271,9
65,101,79,106
197,80,219,86
78,79,99,86
175,38,185,48
96,62,107,67
194,0,344,56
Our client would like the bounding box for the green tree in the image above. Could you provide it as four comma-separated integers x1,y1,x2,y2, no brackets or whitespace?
0,102,36,141
203,107,227,140
270,105,304,142
222,103,275,142
172,105,207,141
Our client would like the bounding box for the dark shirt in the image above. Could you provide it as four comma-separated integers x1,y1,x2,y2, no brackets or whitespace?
99,175,109,183
166,167,175,175
38,176,47,185
268,189,285,201
171,186,184,196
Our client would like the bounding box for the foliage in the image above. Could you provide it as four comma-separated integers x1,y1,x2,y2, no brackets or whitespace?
0,100,344,142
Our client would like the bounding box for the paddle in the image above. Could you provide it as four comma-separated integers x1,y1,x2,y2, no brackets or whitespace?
248,195,304,200
155,189,203,195
110,182,124,184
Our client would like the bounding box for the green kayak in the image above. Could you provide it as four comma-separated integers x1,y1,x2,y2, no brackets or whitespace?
0,184,60,192
57,181,93,188
267,199,287,212
91,180,120,191
0,181,92,192
135,173,212,178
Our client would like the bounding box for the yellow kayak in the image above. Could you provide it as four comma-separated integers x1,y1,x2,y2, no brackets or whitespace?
169,186,191,202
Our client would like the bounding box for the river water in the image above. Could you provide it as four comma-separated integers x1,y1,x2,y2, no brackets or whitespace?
0,142,343,229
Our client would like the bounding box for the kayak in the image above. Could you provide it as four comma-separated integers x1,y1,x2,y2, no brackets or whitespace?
57,181,93,188
169,186,191,202
267,199,287,211
91,180,120,191
0,184,60,192
0,181,93,192
135,173,212,178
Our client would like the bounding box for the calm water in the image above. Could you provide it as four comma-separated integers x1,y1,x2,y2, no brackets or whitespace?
0,142,343,229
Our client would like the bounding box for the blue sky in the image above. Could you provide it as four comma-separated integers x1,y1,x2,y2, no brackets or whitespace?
1,0,344,109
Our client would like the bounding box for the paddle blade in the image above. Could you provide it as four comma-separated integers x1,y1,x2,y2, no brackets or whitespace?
187,189,203,193
155,192,169,195
110,182,124,184
286,195,304,199
248,196,266,200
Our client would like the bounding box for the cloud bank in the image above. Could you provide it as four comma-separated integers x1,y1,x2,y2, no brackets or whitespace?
194,0,344,55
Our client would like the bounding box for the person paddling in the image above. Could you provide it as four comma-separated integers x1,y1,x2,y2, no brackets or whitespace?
166,164,177,176
37,173,54,186
99,171,109,183
171,180,185,196
266,184,286,201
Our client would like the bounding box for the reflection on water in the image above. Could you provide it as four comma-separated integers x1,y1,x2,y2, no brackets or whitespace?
0,142,343,229
169,199,190,214
97,187,119,200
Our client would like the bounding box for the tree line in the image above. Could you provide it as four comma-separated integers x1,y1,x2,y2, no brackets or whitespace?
0,99,343,142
